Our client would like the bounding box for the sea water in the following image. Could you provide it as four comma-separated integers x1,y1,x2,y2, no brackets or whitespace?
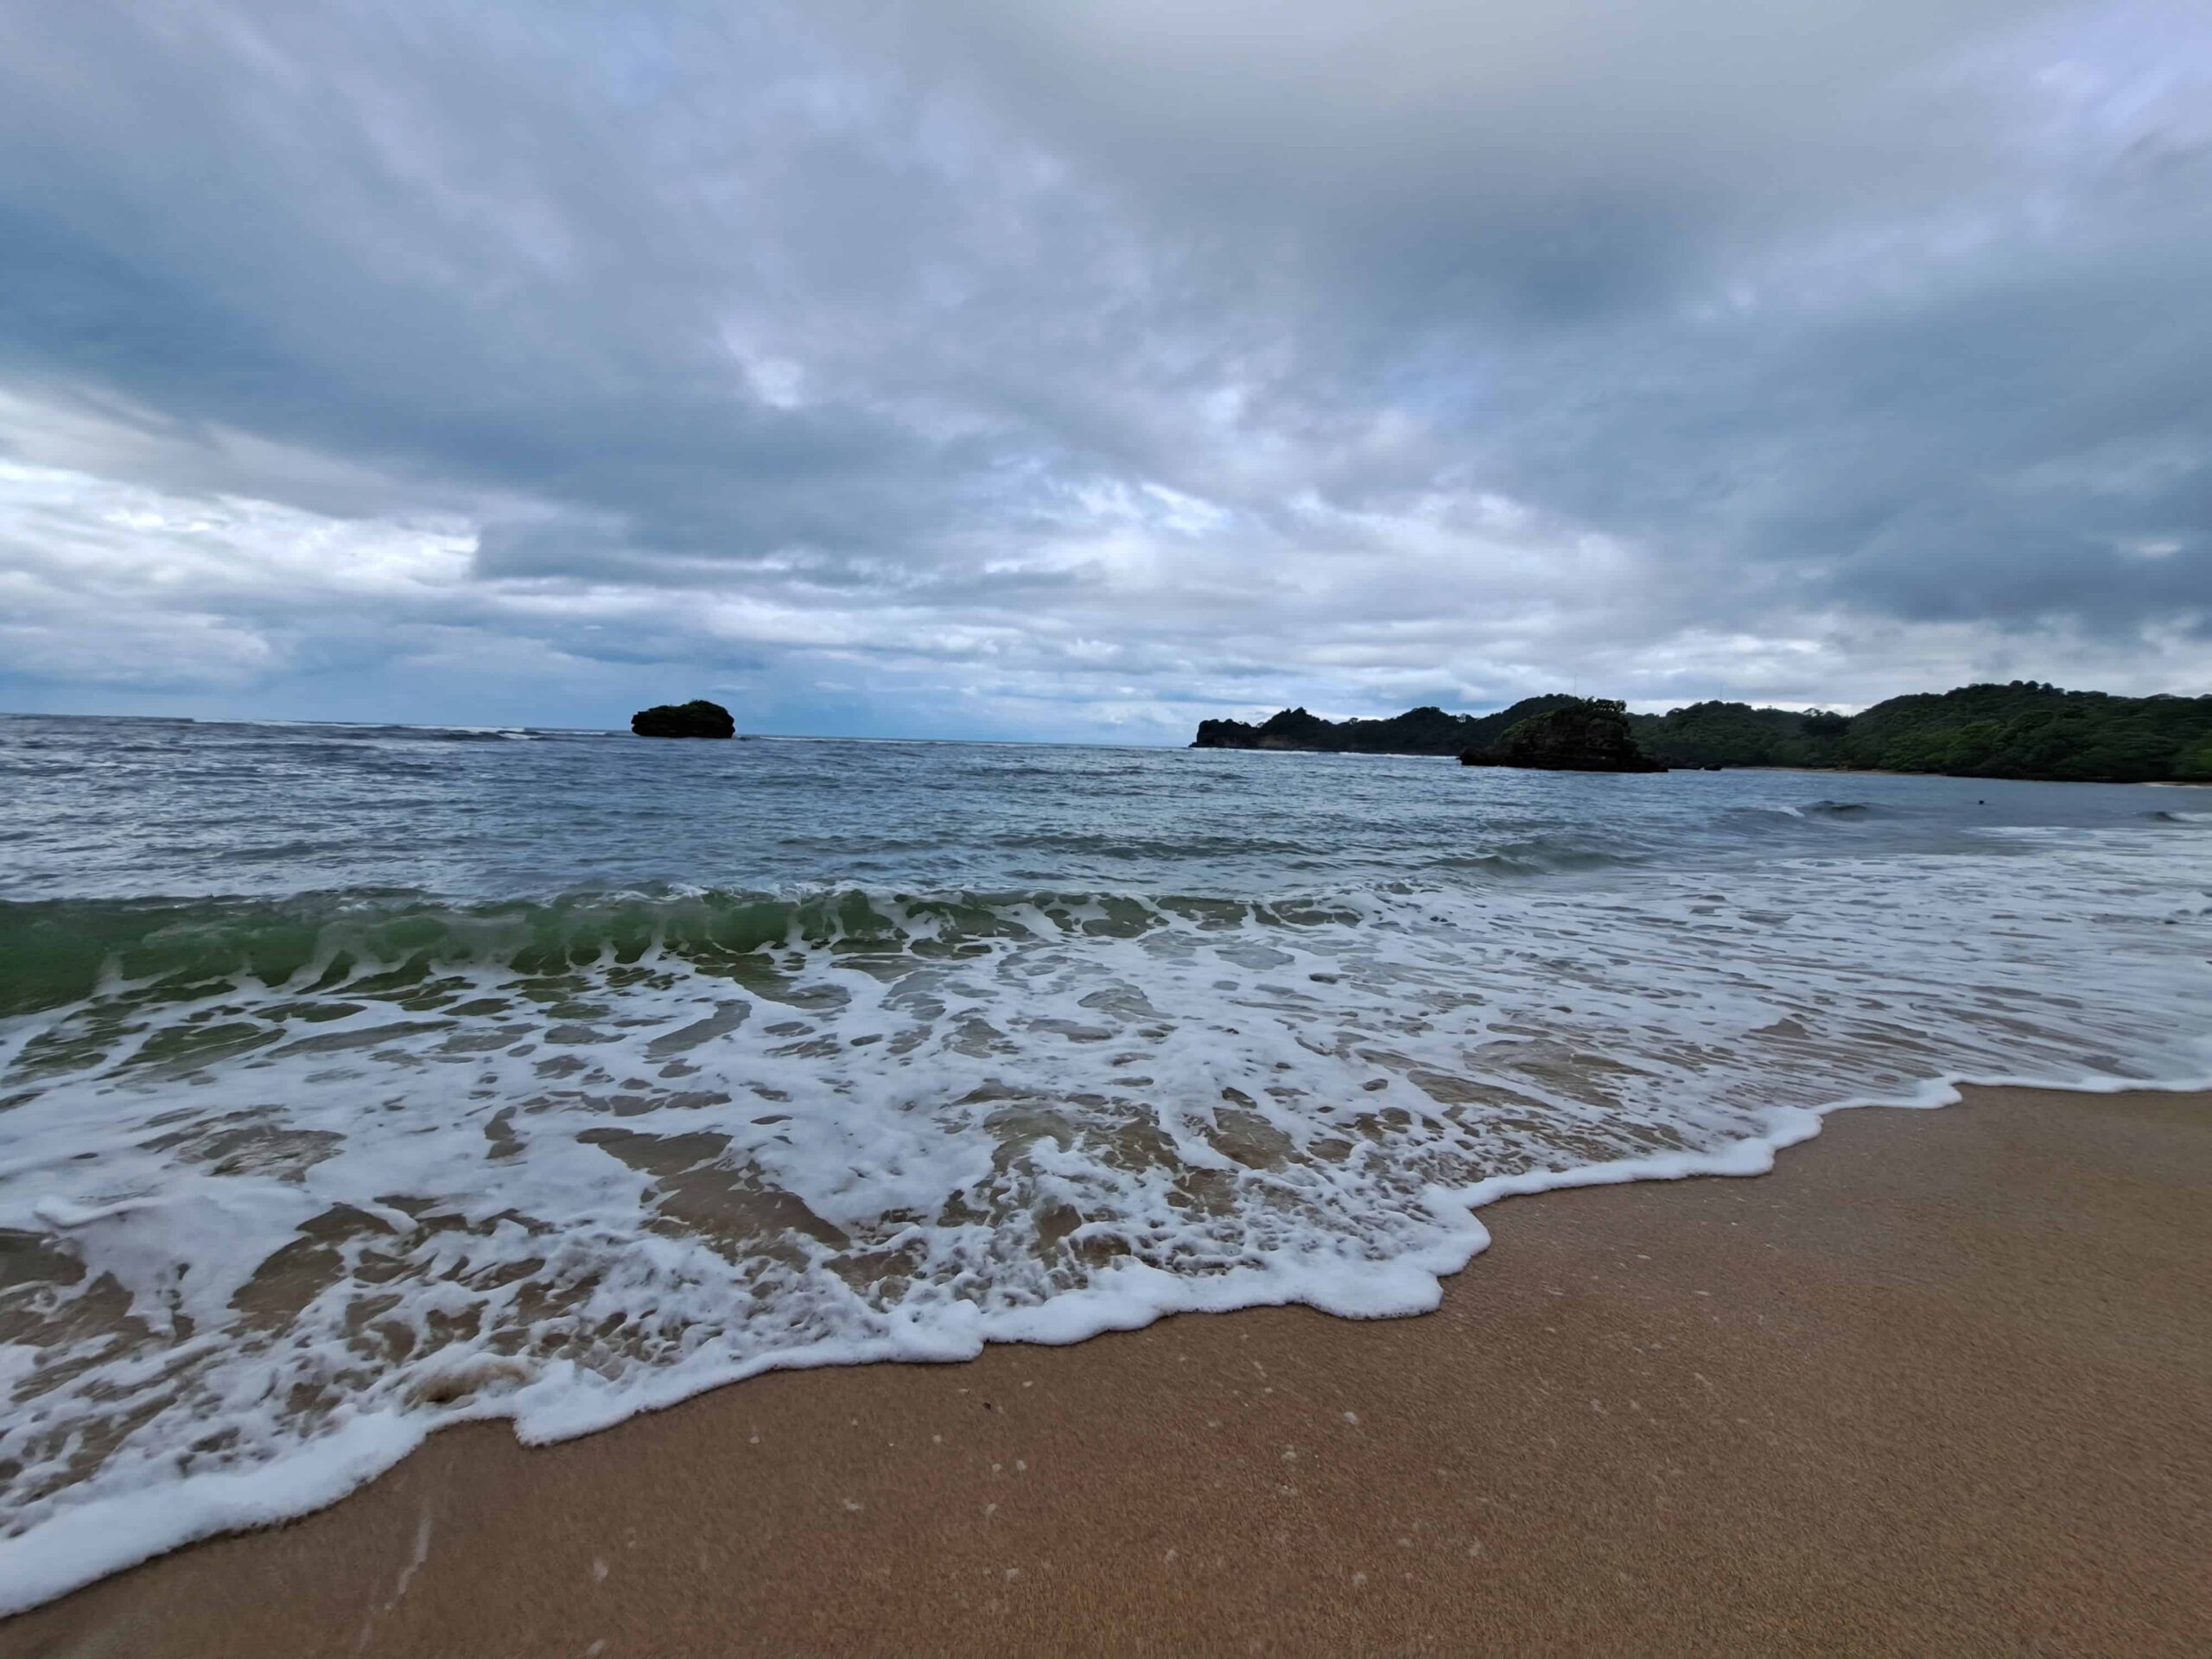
2,714,2207,1607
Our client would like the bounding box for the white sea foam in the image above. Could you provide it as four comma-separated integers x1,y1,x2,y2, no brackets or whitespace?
1,828,2209,1611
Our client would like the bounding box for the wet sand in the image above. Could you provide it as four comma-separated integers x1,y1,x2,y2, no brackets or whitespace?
7,1084,2209,1657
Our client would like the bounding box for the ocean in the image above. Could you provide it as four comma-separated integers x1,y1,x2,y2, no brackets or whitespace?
3,713,2208,1607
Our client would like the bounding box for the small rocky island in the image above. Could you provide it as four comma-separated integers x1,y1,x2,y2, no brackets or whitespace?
1459,698,1664,772
631,698,736,739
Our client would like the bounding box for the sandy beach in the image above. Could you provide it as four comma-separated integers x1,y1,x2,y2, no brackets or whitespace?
6,1083,2207,1657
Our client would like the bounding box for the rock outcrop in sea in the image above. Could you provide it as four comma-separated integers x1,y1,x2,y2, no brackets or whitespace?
631,699,736,739
1459,699,1665,772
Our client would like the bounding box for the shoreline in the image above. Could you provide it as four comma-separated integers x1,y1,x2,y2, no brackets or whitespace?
5,1082,2207,1656
2,1066,2199,1617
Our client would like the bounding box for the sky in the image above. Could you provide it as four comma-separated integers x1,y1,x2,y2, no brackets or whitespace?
1,2,2207,741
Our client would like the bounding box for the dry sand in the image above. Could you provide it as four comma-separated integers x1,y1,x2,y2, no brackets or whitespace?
6,1084,2208,1657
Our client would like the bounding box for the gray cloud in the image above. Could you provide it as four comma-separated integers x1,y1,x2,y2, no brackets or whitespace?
0,0,2206,738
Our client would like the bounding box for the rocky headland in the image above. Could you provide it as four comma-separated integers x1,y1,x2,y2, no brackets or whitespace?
1191,682,2212,784
1193,697,1581,759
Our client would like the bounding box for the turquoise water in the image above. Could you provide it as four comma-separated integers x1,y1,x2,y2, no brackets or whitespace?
3,713,2209,1606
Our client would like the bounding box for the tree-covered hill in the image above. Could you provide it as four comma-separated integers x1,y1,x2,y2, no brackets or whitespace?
1623,702,1846,770
1193,696,1580,757
1830,683,2212,782
1192,682,2212,783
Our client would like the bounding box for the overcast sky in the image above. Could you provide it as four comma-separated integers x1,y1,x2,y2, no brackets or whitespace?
2,2,2206,739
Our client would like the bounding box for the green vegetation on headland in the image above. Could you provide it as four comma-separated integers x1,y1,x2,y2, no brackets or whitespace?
1192,683,2212,783
1459,700,1663,772
1194,697,1586,760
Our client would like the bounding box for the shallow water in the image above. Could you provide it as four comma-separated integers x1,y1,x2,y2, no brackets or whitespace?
3,714,2209,1607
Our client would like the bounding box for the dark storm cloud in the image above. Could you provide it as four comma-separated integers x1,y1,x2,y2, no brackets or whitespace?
0,0,2205,736
0,5,1060,553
